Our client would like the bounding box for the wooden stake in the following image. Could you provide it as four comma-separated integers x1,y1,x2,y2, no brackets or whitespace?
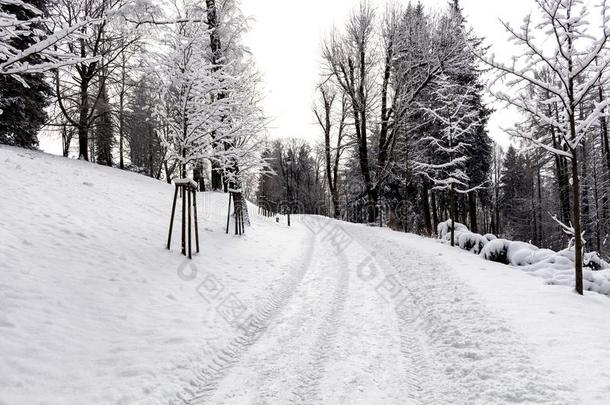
192,189,200,253
167,185,179,250
226,192,232,234
188,187,192,259
240,207,245,234
234,194,239,235
181,185,186,256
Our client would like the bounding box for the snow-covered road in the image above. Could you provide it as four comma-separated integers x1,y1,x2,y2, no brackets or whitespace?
181,216,589,405
184,218,418,404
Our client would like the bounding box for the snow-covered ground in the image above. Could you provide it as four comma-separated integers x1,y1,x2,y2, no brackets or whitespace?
2,144,610,404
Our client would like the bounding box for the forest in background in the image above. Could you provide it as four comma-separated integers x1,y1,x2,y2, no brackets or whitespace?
257,1,610,268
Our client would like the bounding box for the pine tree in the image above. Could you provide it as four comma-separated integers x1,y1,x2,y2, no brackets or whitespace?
0,0,51,148
499,146,531,240
446,0,493,234
94,78,113,166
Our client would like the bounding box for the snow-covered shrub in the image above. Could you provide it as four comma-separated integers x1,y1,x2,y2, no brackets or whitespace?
439,218,610,295
441,230,468,244
529,248,556,265
506,242,540,266
437,219,468,240
551,249,609,271
585,252,609,270
523,259,610,295
480,239,511,264
458,232,488,254
583,269,610,294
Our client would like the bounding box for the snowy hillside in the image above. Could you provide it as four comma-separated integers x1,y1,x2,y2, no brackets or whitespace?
0,145,310,403
2,145,610,404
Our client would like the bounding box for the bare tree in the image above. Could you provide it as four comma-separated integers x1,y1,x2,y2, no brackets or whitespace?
314,83,349,219
49,0,138,161
322,2,377,222
479,0,610,294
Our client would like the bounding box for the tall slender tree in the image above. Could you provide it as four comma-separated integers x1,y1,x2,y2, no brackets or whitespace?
480,0,610,294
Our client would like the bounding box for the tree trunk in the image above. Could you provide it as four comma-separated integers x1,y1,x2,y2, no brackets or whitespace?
551,105,572,224
422,182,432,235
61,124,72,157
119,53,126,170
451,185,456,247
582,140,591,246
537,164,544,246
592,156,602,251
430,190,439,231
598,84,610,174
460,194,467,225
531,176,538,245
211,163,223,190
570,153,584,295
78,79,89,161
164,161,173,183
468,192,477,233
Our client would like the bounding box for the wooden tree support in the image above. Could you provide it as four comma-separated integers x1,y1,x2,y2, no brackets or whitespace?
226,191,245,235
167,179,200,259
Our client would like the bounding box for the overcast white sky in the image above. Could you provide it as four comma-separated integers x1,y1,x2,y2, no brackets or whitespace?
239,0,536,149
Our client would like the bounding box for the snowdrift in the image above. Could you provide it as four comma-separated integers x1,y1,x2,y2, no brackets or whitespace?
437,219,610,295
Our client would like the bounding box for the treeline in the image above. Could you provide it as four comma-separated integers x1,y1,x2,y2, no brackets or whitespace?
258,2,494,233
257,0,610,264
1,0,266,191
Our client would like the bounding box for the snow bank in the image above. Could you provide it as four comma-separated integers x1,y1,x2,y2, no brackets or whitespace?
521,250,610,295
438,218,610,296
0,145,311,404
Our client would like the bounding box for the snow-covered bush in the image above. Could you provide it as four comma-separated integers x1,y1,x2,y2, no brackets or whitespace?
440,219,610,275
458,232,488,254
437,219,468,240
506,242,541,266
585,252,609,271
480,239,511,264
522,257,610,295
582,269,610,295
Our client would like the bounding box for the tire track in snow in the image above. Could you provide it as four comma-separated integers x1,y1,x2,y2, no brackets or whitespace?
174,231,317,405
350,228,578,405
287,244,350,404
347,230,435,405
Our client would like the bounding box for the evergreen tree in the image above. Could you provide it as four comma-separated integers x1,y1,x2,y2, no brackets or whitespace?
499,146,534,241
126,77,165,178
0,0,51,148
94,79,113,166
447,0,493,233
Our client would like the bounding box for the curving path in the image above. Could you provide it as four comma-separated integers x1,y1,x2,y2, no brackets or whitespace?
178,217,578,405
